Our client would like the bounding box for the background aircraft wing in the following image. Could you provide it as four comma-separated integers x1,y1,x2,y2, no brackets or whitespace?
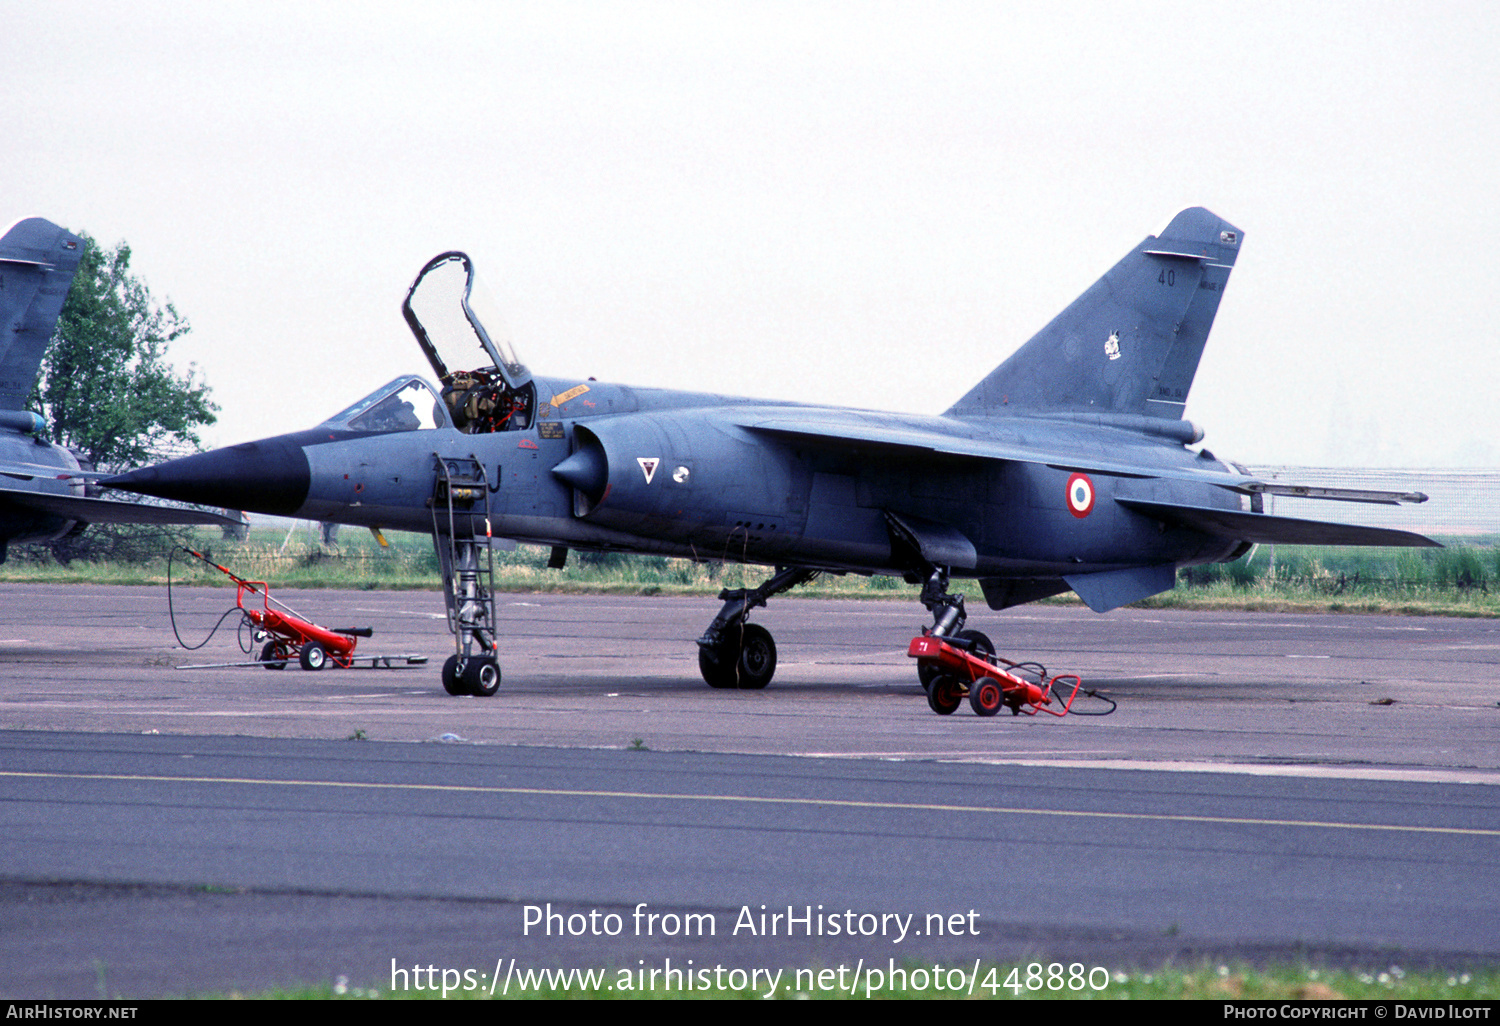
0,484,239,528
0,218,85,412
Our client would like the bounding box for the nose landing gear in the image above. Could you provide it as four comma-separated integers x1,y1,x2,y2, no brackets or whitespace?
432,455,501,697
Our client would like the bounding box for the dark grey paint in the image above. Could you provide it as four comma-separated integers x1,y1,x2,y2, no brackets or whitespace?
107,209,1437,678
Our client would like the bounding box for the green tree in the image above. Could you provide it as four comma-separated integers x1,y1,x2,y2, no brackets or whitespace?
32,233,218,469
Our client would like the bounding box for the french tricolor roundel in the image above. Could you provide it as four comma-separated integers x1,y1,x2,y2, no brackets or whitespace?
1066,473,1095,518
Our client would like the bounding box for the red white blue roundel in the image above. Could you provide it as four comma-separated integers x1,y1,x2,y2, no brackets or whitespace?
1066,473,1095,518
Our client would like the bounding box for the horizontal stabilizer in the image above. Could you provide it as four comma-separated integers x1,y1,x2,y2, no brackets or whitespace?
0,485,240,528
1118,498,1439,548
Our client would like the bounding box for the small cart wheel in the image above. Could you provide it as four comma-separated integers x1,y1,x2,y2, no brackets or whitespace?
926,675,963,715
299,642,328,672
260,641,288,670
970,678,1003,717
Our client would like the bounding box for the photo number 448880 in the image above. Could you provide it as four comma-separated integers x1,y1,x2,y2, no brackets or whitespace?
992,963,1112,995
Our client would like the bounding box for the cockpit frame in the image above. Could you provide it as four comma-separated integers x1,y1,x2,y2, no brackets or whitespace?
401,251,529,389
322,375,451,434
400,251,536,434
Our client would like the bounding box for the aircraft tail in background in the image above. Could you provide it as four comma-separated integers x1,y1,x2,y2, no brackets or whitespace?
0,218,85,416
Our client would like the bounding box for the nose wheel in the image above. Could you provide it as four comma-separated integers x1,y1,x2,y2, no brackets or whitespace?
443,654,502,696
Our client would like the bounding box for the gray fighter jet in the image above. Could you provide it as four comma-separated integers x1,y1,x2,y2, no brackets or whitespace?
108,208,1435,695
0,217,235,563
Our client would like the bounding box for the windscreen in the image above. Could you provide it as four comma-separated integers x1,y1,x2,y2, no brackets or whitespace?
323,376,449,433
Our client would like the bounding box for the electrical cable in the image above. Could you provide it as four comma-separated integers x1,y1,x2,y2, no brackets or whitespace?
166,546,249,651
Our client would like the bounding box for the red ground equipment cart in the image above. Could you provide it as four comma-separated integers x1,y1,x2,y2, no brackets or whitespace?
235,575,372,671
908,633,1107,717
178,547,373,671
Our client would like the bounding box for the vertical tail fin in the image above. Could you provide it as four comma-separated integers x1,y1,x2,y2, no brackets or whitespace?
945,207,1242,422
0,218,85,413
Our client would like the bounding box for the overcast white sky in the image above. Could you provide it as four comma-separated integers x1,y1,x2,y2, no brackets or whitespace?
5,1,1496,467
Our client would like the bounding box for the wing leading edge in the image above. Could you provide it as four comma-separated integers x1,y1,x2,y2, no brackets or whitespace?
737,417,1254,488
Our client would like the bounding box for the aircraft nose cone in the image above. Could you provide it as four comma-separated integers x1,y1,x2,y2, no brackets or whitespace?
105,434,312,516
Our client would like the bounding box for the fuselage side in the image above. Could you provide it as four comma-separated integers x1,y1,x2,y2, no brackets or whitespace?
176,372,1246,579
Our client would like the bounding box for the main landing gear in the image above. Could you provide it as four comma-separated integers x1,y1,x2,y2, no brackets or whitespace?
432,455,501,697
914,564,994,690
693,562,999,692
696,566,819,688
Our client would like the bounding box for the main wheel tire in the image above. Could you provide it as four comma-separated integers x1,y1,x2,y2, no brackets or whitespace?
699,643,736,688
441,654,469,696
956,629,995,664
733,623,776,689
926,674,963,715
299,642,328,671
969,678,1003,717
464,656,501,697
698,624,777,689
260,641,288,670
917,662,939,691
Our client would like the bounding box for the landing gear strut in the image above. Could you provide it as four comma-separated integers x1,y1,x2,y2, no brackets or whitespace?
432,455,501,697
697,566,818,688
914,564,994,690
919,564,966,637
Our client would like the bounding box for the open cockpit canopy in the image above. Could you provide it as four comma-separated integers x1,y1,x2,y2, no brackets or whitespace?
402,251,529,389
400,251,535,434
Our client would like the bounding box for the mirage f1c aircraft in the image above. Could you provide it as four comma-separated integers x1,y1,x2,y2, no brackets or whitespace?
107,208,1436,696
0,217,236,563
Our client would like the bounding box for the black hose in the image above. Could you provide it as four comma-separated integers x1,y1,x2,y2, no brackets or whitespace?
1064,684,1117,716
167,546,249,651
